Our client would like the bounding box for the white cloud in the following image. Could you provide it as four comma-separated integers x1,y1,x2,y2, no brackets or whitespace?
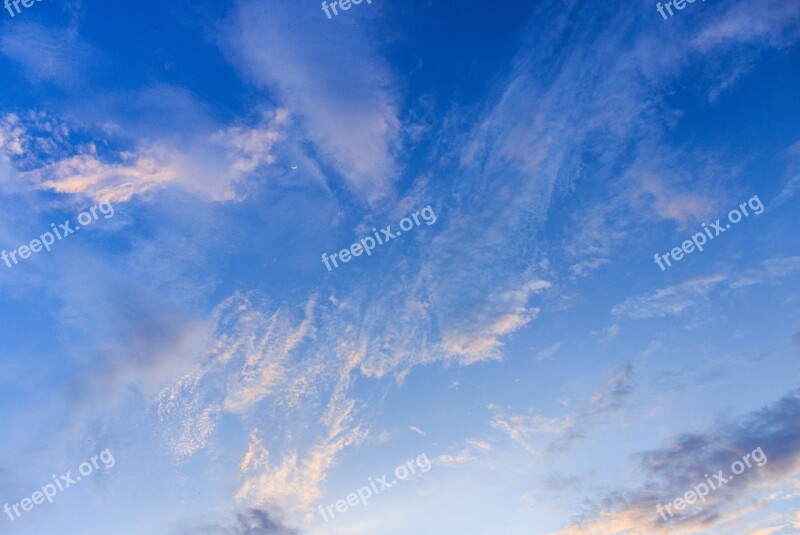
0,22,98,88
2,107,288,203
611,274,728,320
237,425,368,515
535,342,562,361
434,438,492,467
691,0,800,52
590,324,620,343
729,256,800,290
157,294,317,458
24,144,180,203
221,1,401,204
612,259,800,321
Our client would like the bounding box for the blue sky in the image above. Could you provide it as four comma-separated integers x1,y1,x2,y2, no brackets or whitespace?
0,0,799,533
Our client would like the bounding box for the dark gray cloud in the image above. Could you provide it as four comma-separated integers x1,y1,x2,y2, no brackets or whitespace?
641,387,800,484
555,387,800,533
60,279,209,413
176,508,299,535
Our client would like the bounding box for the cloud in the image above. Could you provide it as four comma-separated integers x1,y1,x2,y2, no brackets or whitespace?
0,1,796,533
774,140,800,207
236,425,368,515
35,257,215,429
472,0,800,285
41,0,797,525
221,1,400,204
157,293,372,516
443,304,542,365
553,388,800,534
434,438,492,467
690,0,800,53
570,257,610,277
535,342,562,361
155,0,800,404
213,117,284,175
0,113,30,157
612,258,800,320
435,275,551,365
175,508,298,535
157,293,317,458
24,143,181,203
562,200,629,278
611,275,728,320
728,256,800,290
490,363,635,455
0,22,99,88
635,176,719,228
1,107,289,203
409,425,427,436
590,324,620,344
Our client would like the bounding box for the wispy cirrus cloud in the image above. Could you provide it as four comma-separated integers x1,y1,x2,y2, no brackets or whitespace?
490,363,635,456
236,425,368,516
612,275,728,320
728,256,800,290
612,258,800,320
434,438,492,467
774,140,800,207
0,22,99,88
690,0,800,52
221,0,401,204
157,293,319,459
155,292,376,517
534,342,562,361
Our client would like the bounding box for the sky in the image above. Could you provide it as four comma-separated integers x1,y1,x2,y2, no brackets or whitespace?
0,0,799,533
